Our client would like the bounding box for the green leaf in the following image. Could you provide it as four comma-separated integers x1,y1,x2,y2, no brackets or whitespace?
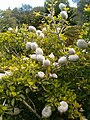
11,98,15,106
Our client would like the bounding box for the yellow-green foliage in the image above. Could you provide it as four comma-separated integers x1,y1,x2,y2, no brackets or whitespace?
64,26,82,46
0,3,90,120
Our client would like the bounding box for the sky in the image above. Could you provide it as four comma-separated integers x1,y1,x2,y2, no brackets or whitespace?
0,0,77,10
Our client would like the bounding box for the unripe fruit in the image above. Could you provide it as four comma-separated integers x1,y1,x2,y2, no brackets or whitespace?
28,26,36,32
60,11,68,19
36,48,43,55
31,42,38,50
26,42,31,50
69,55,79,62
68,48,75,55
38,71,45,78
77,39,88,49
59,3,66,11
58,101,68,113
43,59,50,67
37,55,45,62
58,56,67,65
42,106,52,118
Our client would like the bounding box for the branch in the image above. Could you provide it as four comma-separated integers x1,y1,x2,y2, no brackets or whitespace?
26,94,36,110
22,100,41,119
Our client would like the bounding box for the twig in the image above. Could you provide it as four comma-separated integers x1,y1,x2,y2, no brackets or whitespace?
9,44,19,57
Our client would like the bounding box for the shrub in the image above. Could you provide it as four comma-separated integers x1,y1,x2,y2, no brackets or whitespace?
0,2,90,120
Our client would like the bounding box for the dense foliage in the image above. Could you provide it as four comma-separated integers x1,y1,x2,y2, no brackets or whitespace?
0,1,90,120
